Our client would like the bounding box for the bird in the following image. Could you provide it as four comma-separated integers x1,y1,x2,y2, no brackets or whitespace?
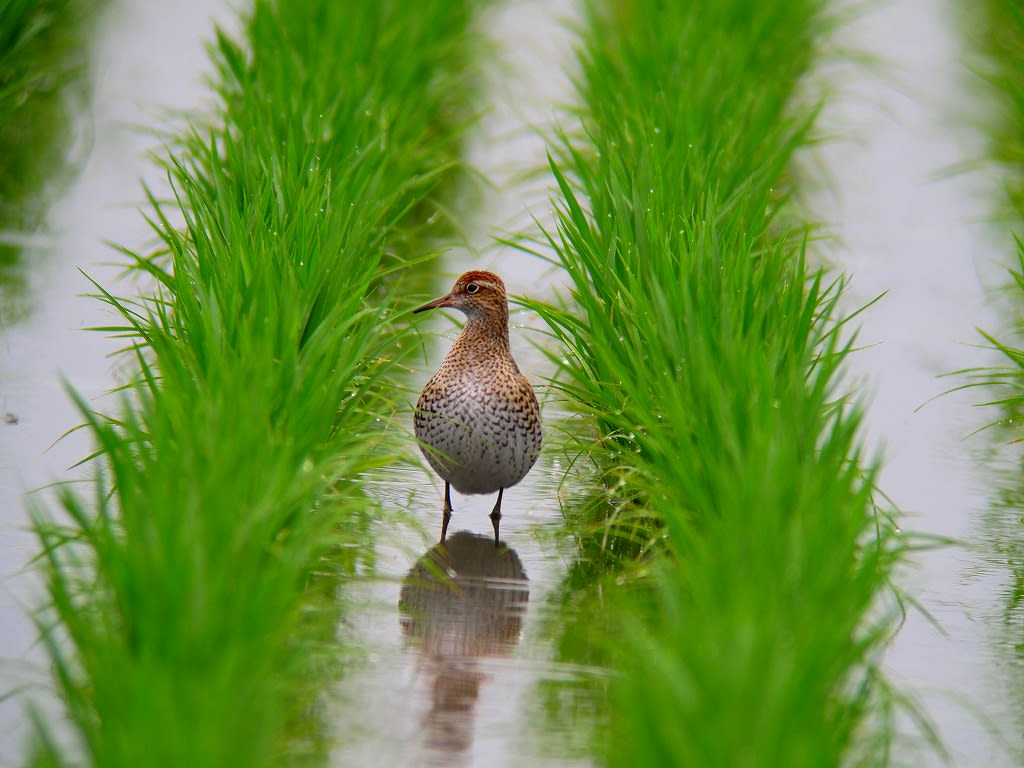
413,270,542,544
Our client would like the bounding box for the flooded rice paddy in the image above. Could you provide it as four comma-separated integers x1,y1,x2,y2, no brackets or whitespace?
2,0,1024,765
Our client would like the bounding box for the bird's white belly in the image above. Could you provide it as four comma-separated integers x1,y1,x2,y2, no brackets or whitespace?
414,383,541,495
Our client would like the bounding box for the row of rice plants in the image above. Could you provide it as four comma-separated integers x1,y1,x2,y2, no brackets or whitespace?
968,1,1024,761
529,1,906,765
0,0,103,323
27,1,478,766
973,2,1024,406
0,0,101,229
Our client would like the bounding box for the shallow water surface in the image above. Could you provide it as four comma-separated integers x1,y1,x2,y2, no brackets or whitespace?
325,2,588,765
329,462,587,768
399,531,531,759
808,0,1018,763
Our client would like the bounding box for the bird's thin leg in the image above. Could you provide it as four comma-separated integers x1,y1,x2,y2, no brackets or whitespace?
441,482,453,542
489,488,504,545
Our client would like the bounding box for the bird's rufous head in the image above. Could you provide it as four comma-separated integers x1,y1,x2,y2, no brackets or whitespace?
413,271,508,318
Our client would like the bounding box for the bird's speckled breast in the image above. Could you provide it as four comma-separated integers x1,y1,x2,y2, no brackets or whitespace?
414,353,542,495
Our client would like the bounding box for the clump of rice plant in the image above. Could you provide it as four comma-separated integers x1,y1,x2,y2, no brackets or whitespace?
27,1,479,767
961,2,1024,761
967,1,1024,424
528,1,905,765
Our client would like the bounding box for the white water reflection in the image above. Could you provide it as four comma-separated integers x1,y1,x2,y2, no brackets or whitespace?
805,0,1013,764
0,0,237,760
399,532,530,764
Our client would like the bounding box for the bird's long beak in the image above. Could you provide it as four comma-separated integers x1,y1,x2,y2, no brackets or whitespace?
413,294,454,313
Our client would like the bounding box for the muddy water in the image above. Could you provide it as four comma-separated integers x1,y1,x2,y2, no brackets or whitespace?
0,0,237,760
806,0,1016,764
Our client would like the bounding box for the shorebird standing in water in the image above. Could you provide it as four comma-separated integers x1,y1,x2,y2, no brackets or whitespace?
413,271,542,544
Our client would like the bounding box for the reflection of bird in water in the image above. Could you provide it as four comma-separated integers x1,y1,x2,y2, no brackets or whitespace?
413,270,543,544
399,530,529,764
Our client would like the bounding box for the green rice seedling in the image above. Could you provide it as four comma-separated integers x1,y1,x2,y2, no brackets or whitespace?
967,2,1024,424
964,1,1024,760
27,1,480,767
527,1,906,764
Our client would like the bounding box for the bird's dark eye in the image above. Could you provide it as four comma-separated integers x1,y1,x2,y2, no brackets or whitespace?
466,283,479,294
